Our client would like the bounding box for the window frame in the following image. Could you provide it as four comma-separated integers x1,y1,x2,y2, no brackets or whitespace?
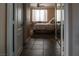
32,9,48,23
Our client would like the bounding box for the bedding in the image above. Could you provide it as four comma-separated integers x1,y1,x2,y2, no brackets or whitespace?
33,23,55,31
33,17,55,31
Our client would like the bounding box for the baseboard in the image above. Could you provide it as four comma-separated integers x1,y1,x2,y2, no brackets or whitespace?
0,53,5,56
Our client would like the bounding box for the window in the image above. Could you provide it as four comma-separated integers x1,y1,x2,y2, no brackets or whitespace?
57,9,64,22
32,9,47,22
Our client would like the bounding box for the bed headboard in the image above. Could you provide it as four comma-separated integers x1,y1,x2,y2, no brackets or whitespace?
48,17,55,24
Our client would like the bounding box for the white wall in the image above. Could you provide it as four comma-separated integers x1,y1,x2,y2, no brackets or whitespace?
71,4,79,56
0,3,6,56
66,3,79,56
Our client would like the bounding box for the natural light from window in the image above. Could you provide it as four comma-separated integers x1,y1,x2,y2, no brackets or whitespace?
32,9,47,22
57,9,64,22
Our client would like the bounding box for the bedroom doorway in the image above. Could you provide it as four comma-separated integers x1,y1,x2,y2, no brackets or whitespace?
21,3,64,56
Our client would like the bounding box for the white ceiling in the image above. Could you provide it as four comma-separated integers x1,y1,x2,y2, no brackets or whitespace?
30,3,56,7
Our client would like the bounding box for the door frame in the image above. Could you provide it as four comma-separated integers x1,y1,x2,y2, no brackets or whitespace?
14,3,23,56
6,3,70,56
7,3,23,56
64,3,69,56
7,3,14,56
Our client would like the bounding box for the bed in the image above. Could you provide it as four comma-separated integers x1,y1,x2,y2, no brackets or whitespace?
33,23,55,31
32,17,55,33
33,22,55,34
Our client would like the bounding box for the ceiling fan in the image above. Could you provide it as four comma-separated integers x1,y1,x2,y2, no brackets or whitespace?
37,3,45,7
